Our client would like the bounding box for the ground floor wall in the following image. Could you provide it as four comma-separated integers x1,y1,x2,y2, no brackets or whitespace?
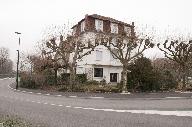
76,65,123,84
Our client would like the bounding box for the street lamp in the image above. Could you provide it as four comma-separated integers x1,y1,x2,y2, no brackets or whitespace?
15,32,21,89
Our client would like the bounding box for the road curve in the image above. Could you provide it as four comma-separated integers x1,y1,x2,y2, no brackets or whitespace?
1,78,192,127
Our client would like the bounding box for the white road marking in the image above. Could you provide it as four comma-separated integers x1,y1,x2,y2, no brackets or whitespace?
56,95,62,97
22,91,26,93
45,94,50,96
74,107,83,109
82,107,95,110
43,102,48,105
165,97,186,99
66,106,71,108
58,104,63,107
37,93,42,95
75,107,192,117
69,96,77,98
28,92,33,94
51,104,56,106
37,102,41,104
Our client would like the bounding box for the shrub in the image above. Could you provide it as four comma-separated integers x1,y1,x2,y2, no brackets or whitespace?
76,74,87,84
20,73,44,89
82,84,120,93
60,73,87,85
85,80,99,85
60,73,70,85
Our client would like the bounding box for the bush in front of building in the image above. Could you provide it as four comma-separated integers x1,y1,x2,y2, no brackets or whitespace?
20,70,55,89
60,73,87,85
20,72,42,89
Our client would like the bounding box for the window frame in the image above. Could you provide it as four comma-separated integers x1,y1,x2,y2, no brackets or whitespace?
110,23,118,34
124,26,131,36
95,50,103,61
110,73,118,82
81,21,85,32
94,68,103,77
95,19,103,32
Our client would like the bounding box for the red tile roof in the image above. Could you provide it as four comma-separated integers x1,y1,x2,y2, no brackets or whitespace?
72,14,133,29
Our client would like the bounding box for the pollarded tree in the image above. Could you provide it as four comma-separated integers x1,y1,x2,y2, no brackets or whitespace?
96,33,154,93
46,34,98,90
157,40,192,90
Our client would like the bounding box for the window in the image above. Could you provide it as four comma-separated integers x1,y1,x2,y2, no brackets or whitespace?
96,50,102,61
111,23,118,34
94,68,103,77
110,73,118,82
81,21,85,32
95,19,103,32
124,26,131,36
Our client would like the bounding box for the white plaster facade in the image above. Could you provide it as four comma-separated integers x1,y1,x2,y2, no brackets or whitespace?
66,14,135,84
75,32,123,84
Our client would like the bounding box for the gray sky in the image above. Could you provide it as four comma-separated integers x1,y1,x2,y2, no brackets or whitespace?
0,0,192,62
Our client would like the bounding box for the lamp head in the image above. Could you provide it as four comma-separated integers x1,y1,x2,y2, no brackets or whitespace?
15,32,21,35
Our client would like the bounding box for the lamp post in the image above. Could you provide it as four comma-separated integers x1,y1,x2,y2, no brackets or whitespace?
15,32,21,89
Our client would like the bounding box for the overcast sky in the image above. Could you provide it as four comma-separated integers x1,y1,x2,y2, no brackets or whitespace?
0,0,192,62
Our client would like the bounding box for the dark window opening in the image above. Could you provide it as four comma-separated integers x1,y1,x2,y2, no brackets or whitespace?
94,68,103,77
110,73,118,82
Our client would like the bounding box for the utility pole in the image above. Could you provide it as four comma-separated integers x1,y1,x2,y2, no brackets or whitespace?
16,50,19,89
15,32,21,89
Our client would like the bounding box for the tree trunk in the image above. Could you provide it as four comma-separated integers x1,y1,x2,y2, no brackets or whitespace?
69,67,76,91
182,66,187,91
54,68,57,85
121,66,128,93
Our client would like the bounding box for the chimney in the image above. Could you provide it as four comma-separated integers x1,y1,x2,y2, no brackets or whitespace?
84,14,89,31
131,22,135,27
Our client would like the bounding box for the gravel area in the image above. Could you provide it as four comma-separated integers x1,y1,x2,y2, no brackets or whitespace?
0,113,45,127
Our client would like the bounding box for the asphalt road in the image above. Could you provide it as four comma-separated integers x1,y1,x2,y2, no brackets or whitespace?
1,78,192,127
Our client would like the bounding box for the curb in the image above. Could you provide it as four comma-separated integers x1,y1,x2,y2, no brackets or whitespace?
5,78,192,100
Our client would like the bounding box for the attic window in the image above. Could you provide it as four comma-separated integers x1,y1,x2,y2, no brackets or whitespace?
95,19,103,32
111,23,118,34
124,26,131,36
81,21,85,32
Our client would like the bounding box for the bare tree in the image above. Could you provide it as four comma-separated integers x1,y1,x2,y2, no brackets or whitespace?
157,40,192,90
96,33,154,93
45,34,97,90
0,47,11,74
